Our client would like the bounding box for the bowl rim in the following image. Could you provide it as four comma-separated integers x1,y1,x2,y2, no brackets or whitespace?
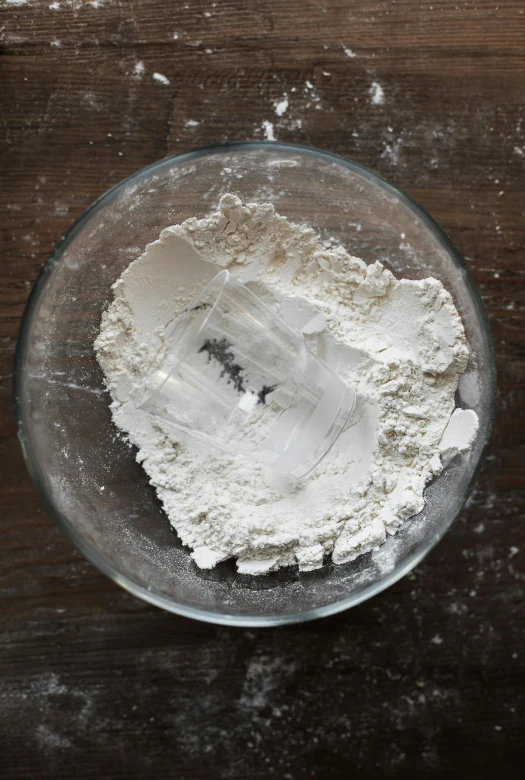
14,140,497,627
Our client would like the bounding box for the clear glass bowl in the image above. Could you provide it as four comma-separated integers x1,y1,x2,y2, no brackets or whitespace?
15,142,496,626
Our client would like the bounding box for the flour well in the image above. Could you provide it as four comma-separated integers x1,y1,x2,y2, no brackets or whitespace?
95,194,477,574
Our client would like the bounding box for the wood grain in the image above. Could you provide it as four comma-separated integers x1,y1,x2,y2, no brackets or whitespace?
1,1,524,778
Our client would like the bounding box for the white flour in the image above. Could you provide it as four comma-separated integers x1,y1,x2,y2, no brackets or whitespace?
95,194,478,575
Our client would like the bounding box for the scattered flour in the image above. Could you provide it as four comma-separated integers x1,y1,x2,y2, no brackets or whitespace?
133,60,145,78
262,120,275,141
36,724,72,750
152,72,170,86
95,194,477,575
273,95,289,117
370,81,385,105
342,45,356,58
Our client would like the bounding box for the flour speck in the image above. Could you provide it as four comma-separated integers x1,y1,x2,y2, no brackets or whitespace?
342,45,356,58
273,94,289,117
370,81,385,105
262,120,275,141
152,72,170,86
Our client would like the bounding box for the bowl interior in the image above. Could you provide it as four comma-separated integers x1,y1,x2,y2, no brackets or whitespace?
16,143,495,625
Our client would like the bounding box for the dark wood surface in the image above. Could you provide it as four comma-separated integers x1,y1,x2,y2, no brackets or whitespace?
1,1,524,778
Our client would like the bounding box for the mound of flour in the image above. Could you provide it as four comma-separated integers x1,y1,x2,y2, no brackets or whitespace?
95,194,477,574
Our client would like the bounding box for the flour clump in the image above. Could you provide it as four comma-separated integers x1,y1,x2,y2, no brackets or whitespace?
95,194,476,574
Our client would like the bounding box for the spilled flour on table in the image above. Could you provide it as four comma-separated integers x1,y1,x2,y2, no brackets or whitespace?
95,194,478,574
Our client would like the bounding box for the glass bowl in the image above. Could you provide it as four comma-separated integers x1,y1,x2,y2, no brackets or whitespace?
15,142,496,626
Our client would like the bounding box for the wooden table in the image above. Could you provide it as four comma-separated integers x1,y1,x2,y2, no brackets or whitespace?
2,1,524,777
